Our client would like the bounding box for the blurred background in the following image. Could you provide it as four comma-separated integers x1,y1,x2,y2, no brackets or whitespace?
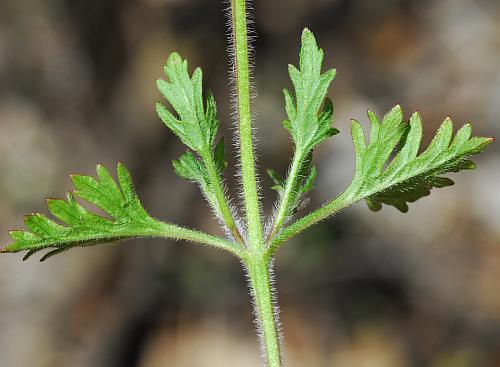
0,0,499,366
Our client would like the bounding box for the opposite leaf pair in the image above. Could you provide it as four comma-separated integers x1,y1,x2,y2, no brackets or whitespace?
1,28,493,263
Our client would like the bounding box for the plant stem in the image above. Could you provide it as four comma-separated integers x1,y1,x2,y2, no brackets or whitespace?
201,150,244,243
245,253,282,367
268,148,305,240
231,0,263,249
268,190,354,257
153,221,244,258
231,1,282,365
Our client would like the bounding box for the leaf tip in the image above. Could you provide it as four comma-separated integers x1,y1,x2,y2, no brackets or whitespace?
302,27,314,39
167,51,182,64
398,205,410,213
23,213,35,220
367,110,379,123
366,198,382,212
69,172,80,182
155,101,164,111
391,104,404,117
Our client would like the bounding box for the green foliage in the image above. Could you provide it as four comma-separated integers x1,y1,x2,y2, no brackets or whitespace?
267,152,317,215
172,140,226,213
1,4,494,365
157,53,237,233
349,106,494,212
267,29,340,235
2,164,161,261
156,52,219,153
283,29,339,153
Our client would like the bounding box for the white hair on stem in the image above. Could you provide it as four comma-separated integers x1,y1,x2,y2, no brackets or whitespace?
243,258,284,365
224,0,264,224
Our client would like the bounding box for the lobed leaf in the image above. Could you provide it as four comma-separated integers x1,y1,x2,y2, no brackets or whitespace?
1,163,162,261
268,29,339,234
349,106,494,212
156,52,219,153
283,29,338,152
156,53,237,232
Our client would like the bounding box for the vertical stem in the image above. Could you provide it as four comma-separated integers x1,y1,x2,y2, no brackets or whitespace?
231,0,263,249
246,255,282,367
230,1,282,365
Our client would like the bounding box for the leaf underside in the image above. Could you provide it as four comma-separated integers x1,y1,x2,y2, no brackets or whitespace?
283,29,338,152
1,29,494,264
156,52,219,154
2,164,161,261
156,52,229,217
350,105,493,212
269,29,339,218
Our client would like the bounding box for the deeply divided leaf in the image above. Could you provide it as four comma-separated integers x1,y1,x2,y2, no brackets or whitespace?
349,106,493,212
2,164,162,261
156,52,232,223
283,29,338,153
268,29,339,229
156,53,219,153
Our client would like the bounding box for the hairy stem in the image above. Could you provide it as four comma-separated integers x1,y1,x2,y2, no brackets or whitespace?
268,148,305,240
152,221,244,257
268,190,354,257
231,0,263,249
245,253,282,367
200,150,244,243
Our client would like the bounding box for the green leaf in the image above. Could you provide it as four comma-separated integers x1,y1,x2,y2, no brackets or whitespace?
289,152,317,214
283,29,338,153
213,137,228,172
2,163,162,261
156,53,238,235
267,168,285,193
172,151,207,182
267,151,318,217
269,29,338,235
172,152,220,214
349,106,494,212
156,52,220,154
